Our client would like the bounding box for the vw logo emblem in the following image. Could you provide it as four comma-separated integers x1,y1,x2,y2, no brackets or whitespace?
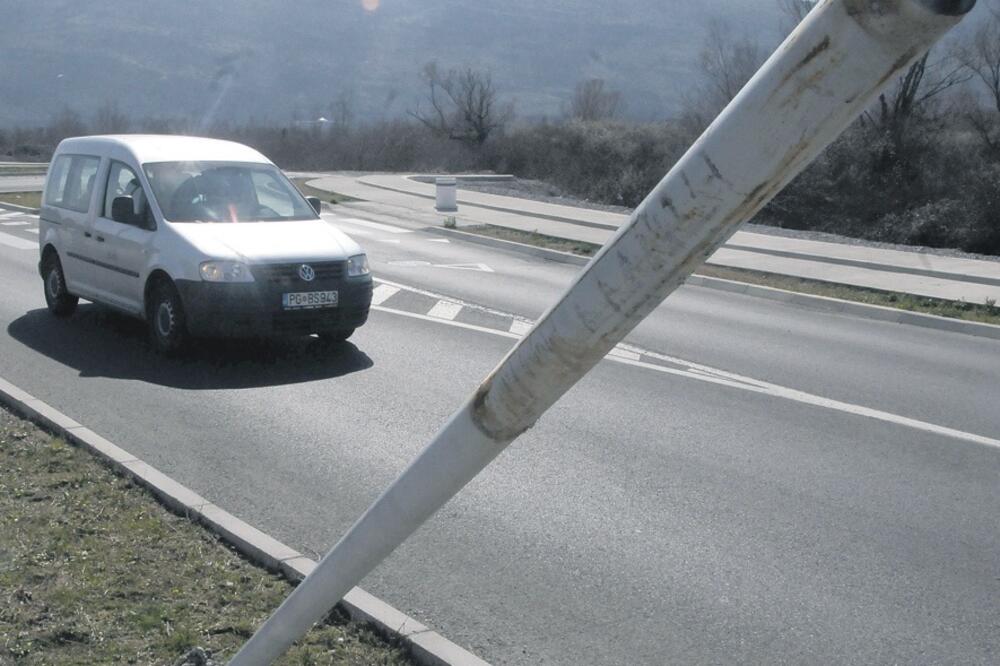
298,264,316,282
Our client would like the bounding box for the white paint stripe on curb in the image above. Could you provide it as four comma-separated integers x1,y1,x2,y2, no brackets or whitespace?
426,226,1000,342
0,376,490,666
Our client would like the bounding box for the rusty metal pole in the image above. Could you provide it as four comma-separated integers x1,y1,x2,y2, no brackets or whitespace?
232,1,976,662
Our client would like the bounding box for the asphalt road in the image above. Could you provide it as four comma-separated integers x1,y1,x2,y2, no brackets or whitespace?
1,207,999,664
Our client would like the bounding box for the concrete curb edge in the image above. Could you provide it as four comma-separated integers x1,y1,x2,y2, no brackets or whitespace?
0,376,490,666
427,226,1000,342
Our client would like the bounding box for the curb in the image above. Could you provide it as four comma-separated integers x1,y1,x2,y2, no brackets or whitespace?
0,376,490,666
357,176,619,232
0,201,41,214
427,226,1000,342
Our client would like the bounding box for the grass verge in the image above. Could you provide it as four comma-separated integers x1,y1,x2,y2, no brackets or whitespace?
460,224,1000,326
0,191,42,210
0,403,411,665
292,179,361,205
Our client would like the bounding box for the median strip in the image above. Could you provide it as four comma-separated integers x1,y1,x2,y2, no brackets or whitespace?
0,378,490,666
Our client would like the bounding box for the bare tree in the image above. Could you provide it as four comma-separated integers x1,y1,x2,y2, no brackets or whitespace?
681,19,765,134
776,0,816,34
409,63,513,147
92,101,131,134
568,78,624,121
954,2,1000,152
863,50,969,141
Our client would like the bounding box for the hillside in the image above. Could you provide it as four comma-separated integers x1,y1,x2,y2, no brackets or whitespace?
0,0,783,127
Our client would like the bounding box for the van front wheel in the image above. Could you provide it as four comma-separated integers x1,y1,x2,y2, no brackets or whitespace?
42,253,78,317
148,280,188,354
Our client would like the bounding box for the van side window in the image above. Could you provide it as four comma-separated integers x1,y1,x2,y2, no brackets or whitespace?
45,154,101,213
104,161,152,228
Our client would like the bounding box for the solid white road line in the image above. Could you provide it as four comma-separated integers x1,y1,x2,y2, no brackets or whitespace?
1,221,30,226
509,320,533,335
372,299,1000,451
24,228,39,234
333,216,413,234
0,231,35,249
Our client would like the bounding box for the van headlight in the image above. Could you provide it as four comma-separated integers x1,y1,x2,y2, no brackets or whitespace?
347,254,370,277
200,261,254,283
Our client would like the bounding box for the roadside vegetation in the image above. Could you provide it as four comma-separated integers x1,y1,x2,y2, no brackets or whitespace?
2,1,998,257
0,403,411,665
461,223,1000,326
0,191,42,209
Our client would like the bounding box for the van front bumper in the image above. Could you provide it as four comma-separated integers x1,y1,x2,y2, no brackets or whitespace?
174,275,373,338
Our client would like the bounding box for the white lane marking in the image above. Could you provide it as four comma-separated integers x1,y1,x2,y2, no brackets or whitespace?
427,238,450,243
24,228,39,234
375,277,523,321
427,300,464,321
376,239,401,244
332,216,413,234
1,221,30,226
0,231,35,249
0,212,22,219
371,284,400,306
384,261,494,273
372,299,1000,451
437,263,494,273
509,320,533,335
608,347,642,361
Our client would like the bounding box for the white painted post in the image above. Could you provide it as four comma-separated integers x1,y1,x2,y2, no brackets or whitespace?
232,1,977,662
435,176,458,212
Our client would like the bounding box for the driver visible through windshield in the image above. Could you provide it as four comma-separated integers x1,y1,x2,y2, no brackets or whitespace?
143,161,316,222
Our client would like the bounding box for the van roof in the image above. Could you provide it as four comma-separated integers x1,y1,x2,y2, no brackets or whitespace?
54,134,272,166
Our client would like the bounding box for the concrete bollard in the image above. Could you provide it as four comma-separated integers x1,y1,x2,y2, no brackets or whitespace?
435,176,458,212
231,1,977,663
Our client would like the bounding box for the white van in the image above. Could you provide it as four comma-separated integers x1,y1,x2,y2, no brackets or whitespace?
38,135,372,353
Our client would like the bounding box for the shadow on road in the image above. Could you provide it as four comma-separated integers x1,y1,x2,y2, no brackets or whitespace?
8,306,374,390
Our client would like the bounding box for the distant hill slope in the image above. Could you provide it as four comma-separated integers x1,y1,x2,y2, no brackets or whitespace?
0,1,988,128
1,0,781,126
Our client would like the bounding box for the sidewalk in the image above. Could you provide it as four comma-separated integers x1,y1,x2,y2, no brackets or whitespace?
307,173,1000,305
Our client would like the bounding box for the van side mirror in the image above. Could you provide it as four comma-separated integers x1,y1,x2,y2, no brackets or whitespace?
307,196,322,215
112,196,137,224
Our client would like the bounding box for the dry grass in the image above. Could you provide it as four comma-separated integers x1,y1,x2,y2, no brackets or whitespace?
0,191,42,210
0,404,411,665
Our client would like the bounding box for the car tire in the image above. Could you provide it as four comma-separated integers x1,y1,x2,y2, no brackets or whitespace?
148,280,188,354
42,253,78,317
318,328,355,344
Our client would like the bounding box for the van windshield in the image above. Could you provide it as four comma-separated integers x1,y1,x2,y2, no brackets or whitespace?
143,161,316,223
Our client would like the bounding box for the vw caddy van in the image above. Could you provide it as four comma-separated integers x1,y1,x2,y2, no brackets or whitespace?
38,135,372,353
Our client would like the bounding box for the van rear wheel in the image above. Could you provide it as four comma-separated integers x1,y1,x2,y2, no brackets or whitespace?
42,253,78,317
148,280,188,354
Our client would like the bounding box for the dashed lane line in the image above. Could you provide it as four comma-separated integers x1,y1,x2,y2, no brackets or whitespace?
1,221,30,226
371,284,401,306
371,278,1000,451
427,300,464,321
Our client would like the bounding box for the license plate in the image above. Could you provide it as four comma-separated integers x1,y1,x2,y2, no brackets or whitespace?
283,290,339,309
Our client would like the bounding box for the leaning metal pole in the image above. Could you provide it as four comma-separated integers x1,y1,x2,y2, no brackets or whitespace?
232,1,976,662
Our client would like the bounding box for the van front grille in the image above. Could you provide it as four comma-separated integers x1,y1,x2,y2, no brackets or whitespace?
251,261,346,285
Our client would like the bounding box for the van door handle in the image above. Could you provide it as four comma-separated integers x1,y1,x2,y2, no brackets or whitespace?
95,235,105,243
84,231,92,238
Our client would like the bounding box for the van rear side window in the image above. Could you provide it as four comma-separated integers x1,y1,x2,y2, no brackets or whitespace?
45,154,101,213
